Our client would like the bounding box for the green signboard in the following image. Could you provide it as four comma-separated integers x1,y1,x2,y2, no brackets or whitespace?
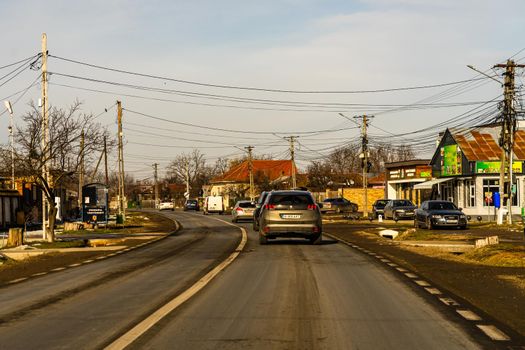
441,144,462,176
475,161,523,174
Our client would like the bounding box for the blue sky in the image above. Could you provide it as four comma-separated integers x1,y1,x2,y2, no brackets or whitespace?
0,0,524,178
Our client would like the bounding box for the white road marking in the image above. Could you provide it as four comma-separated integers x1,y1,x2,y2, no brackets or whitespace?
380,259,391,263
476,325,510,341
51,267,66,272
404,273,418,279
83,260,94,263
424,287,442,295
32,272,48,276
8,277,27,284
96,256,107,260
414,280,431,287
68,263,81,267
396,267,408,272
456,309,481,321
387,263,398,267
105,220,248,350
439,297,460,306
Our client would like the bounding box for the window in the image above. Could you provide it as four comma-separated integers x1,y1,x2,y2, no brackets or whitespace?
482,179,499,207
464,180,475,207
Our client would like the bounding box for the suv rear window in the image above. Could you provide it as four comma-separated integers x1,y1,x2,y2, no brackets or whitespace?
238,202,255,208
269,193,314,207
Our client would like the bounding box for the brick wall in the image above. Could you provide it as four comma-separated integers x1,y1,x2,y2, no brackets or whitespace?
342,188,385,213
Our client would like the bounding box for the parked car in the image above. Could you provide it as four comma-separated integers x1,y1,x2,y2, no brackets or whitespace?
414,200,468,229
183,199,200,211
203,196,224,215
321,197,358,214
372,199,389,219
231,200,256,222
383,199,417,221
253,191,271,231
158,201,174,211
258,190,322,245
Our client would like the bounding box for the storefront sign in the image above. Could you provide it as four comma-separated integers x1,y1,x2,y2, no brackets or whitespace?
475,161,523,174
416,165,432,178
441,144,462,176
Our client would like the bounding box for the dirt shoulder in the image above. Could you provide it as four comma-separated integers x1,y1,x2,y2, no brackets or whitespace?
0,210,177,285
325,221,525,338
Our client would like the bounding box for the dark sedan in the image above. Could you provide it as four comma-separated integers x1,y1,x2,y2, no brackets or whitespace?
383,199,417,221
414,200,467,229
372,199,389,219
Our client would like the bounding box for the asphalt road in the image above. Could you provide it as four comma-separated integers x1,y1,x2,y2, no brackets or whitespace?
0,211,485,349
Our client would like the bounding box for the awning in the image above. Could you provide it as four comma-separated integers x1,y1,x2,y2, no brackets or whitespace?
413,177,453,190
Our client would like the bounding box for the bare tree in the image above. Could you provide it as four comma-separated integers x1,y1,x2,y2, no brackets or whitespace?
15,101,109,241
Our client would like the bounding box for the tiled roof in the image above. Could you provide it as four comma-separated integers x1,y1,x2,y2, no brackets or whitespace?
451,127,525,161
212,160,296,183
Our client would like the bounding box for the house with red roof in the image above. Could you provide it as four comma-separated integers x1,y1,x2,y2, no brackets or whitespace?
415,124,525,220
206,159,297,207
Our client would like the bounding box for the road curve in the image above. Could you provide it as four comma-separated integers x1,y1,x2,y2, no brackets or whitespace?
0,211,241,349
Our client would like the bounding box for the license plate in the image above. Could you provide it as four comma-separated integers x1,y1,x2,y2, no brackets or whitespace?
447,220,457,224
281,214,301,219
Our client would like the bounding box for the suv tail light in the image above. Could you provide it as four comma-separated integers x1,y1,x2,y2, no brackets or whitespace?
307,204,317,210
264,204,276,210
236,207,244,212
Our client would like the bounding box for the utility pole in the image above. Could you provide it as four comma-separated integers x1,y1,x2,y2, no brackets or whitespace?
284,136,297,189
4,100,15,190
104,136,109,186
78,130,84,210
185,159,190,200
245,146,255,201
41,33,50,239
153,163,159,209
355,115,373,218
493,60,525,224
117,101,126,222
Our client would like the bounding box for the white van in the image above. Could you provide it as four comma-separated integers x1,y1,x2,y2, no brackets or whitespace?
203,196,224,215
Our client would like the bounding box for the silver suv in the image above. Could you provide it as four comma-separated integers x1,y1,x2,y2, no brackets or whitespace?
258,190,322,245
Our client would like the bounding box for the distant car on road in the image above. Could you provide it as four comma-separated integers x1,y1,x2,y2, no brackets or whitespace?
383,199,417,221
231,200,256,222
258,190,322,245
321,197,358,214
414,200,467,229
183,199,200,211
372,199,389,219
158,201,174,211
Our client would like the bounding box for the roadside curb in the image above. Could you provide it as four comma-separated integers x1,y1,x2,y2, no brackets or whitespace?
324,231,513,344
3,216,181,287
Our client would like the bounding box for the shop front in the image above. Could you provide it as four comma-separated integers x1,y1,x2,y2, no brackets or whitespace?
385,160,432,205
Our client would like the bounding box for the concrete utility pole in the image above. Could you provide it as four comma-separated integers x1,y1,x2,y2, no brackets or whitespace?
117,101,126,221
4,100,15,190
355,115,373,218
245,146,255,201
284,136,298,189
185,159,191,199
493,60,525,224
78,130,84,209
41,33,50,239
104,136,109,186
153,163,159,208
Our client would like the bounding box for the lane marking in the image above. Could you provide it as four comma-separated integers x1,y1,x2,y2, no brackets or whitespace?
8,277,28,284
424,287,442,295
387,263,398,267
380,259,391,263
105,221,247,350
96,256,107,260
32,272,48,277
51,267,66,272
456,309,481,321
405,273,418,279
396,267,408,272
414,280,431,287
83,260,94,264
439,297,460,306
68,263,81,267
476,325,510,341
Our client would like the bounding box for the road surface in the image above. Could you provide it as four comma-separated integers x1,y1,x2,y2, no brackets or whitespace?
0,211,484,349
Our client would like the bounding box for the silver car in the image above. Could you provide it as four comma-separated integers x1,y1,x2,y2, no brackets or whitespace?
231,200,256,222
258,190,322,245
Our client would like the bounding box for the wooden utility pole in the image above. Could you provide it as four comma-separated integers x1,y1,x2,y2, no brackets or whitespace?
117,101,126,221
78,130,84,209
355,115,373,218
285,136,297,189
493,60,525,224
41,33,50,239
104,136,109,186
153,163,159,208
245,146,255,201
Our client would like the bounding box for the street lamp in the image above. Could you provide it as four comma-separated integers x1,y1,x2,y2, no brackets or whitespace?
3,100,15,190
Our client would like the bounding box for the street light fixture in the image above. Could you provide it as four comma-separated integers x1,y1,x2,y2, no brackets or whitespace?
3,100,15,190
